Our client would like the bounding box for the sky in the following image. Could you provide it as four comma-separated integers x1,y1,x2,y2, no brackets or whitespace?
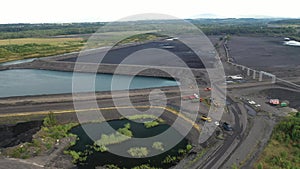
1,0,300,24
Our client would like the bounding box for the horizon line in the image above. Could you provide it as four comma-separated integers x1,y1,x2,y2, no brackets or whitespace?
0,17,299,25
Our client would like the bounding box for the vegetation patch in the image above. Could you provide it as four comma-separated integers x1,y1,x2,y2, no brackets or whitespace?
144,121,160,128
93,145,109,152
66,119,190,168
162,155,178,164
255,112,300,169
117,33,165,45
131,164,162,169
185,148,208,168
124,114,165,129
64,150,87,163
65,123,135,164
94,123,132,147
3,112,78,159
100,164,161,169
163,144,193,165
123,114,164,121
152,142,164,151
127,147,149,158
0,38,84,63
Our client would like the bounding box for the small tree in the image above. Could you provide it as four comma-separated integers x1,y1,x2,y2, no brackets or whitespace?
257,163,264,169
43,111,57,127
186,144,193,152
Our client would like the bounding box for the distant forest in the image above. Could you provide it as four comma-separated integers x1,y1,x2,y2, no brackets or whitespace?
0,22,105,39
0,18,299,40
269,19,300,25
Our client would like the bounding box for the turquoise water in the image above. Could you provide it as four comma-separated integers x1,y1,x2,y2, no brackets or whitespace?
0,58,36,66
0,69,178,98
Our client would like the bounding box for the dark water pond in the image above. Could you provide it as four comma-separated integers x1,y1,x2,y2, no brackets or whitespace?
69,119,189,169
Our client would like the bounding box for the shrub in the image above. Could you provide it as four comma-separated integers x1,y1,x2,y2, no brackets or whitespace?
95,124,132,146
144,121,160,128
127,147,149,158
162,155,178,164
152,142,164,151
186,144,193,152
43,111,57,127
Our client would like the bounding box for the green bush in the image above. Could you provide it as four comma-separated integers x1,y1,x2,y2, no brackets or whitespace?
102,164,120,169
144,121,160,128
257,163,263,169
178,149,187,155
274,113,300,143
64,150,87,163
127,147,149,158
117,123,133,137
255,112,300,169
186,144,193,152
132,164,161,169
95,124,132,146
152,142,164,151
93,145,109,152
162,155,178,164
43,111,57,127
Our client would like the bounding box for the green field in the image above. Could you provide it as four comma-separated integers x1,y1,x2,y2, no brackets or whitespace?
255,112,300,169
0,38,85,63
0,31,163,63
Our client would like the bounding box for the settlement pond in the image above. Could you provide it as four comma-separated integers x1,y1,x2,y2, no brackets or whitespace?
69,119,190,169
0,69,178,98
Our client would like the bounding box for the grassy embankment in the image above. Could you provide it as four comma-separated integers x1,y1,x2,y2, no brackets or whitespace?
255,112,300,169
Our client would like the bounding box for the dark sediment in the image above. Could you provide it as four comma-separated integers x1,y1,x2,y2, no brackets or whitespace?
0,121,42,148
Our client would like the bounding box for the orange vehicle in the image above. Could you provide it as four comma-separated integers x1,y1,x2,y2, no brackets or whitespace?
199,98,204,102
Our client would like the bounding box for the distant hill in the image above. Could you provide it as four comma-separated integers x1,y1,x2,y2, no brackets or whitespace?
269,19,300,25
188,18,277,25
190,13,221,19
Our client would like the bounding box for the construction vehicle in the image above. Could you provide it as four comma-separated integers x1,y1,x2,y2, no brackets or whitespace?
200,115,212,122
269,99,280,105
